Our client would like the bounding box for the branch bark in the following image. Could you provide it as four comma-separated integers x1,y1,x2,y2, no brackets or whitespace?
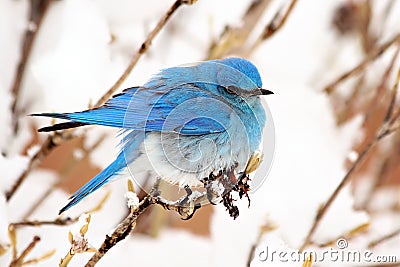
10,0,53,134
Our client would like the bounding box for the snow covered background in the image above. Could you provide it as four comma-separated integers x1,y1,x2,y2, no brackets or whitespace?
1,0,400,266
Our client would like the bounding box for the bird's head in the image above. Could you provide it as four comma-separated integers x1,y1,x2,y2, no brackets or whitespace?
211,57,273,97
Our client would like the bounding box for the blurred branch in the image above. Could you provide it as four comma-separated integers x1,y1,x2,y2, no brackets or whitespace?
12,189,110,229
246,221,277,267
5,0,197,203
95,0,197,107
207,0,272,59
324,33,400,94
317,222,370,247
249,0,298,54
11,217,76,228
300,65,400,252
368,227,400,248
9,236,41,267
366,47,400,118
5,131,72,201
302,254,313,267
21,133,107,219
10,0,53,134
20,249,55,266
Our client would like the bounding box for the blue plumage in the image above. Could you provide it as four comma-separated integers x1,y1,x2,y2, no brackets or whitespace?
32,57,272,213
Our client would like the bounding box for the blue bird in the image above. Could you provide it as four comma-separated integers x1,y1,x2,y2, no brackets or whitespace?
33,57,273,214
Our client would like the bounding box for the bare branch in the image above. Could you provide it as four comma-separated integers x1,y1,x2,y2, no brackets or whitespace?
84,195,154,267
9,236,41,267
325,34,400,94
5,131,73,202
21,134,108,219
11,217,77,228
299,138,376,252
21,249,55,266
207,0,272,59
84,180,210,267
249,0,298,53
368,227,400,248
10,0,53,134
260,0,297,40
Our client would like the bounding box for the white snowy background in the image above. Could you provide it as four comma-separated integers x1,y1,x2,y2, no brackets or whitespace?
1,0,400,266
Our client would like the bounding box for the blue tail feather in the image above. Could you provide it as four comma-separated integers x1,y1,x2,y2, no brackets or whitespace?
59,130,144,214
58,152,126,214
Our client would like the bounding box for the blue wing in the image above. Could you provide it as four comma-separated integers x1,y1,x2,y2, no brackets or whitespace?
33,83,232,135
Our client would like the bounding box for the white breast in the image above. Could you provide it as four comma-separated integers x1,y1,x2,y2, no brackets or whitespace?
127,129,251,187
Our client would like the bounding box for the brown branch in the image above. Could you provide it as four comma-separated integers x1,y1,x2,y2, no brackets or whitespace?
11,217,76,228
249,0,298,53
364,47,400,121
5,0,197,203
85,180,208,267
84,195,153,267
324,33,400,94
246,222,277,267
299,138,377,252
207,0,272,59
10,0,53,134
94,0,197,107
368,227,400,248
20,249,55,266
9,236,41,267
300,65,400,251
21,133,107,219
5,131,72,202
261,0,297,40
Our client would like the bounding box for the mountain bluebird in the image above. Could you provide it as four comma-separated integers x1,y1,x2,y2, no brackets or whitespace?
33,57,273,215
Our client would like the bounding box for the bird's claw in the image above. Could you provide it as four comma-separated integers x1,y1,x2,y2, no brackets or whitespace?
177,185,200,220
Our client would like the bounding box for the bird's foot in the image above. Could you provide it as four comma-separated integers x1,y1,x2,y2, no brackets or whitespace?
201,171,223,205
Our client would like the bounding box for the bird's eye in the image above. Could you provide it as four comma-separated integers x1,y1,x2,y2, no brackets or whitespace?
225,86,237,94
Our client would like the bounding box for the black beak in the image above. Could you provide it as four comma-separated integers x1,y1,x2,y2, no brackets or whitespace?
260,89,274,95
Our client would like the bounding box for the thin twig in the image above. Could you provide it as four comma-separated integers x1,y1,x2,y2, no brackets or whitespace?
260,0,297,40
365,47,400,121
325,33,400,94
299,138,377,252
10,0,53,134
21,133,107,219
11,217,76,228
249,0,298,53
21,249,55,266
9,236,41,267
5,0,196,203
207,0,272,59
84,195,153,267
368,227,400,248
13,190,110,230
246,222,277,267
5,131,71,201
